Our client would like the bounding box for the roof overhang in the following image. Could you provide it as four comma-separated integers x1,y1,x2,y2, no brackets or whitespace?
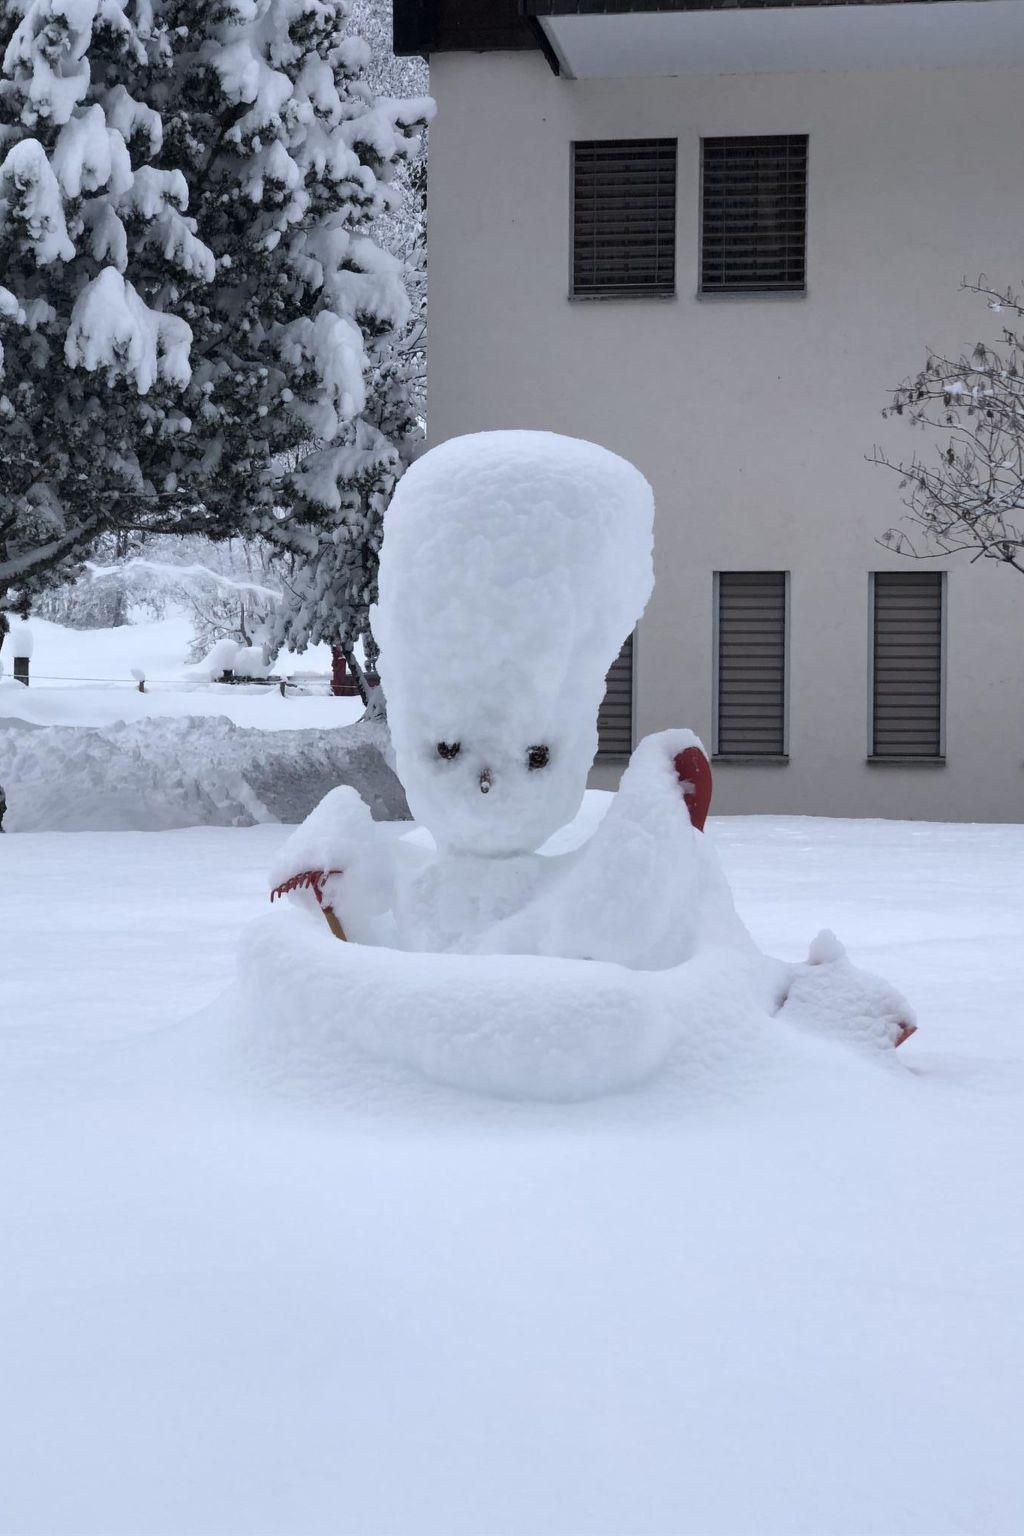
525,1,1024,79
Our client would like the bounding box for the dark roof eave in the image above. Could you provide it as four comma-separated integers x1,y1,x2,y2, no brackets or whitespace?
527,0,971,13
394,0,984,64
394,0,544,58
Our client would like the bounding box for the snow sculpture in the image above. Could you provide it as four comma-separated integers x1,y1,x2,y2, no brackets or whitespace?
256,431,915,1100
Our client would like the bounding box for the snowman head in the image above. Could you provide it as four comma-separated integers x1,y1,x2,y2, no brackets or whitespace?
373,431,654,857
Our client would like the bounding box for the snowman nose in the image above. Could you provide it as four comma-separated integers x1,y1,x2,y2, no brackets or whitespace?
479,768,492,795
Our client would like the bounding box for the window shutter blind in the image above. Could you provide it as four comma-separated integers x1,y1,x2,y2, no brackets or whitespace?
872,573,943,758
572,139,676,299
701,135,807,294
597,633,634,757
716,572,787,756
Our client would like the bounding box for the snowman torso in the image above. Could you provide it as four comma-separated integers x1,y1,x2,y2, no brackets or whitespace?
393,849,557,954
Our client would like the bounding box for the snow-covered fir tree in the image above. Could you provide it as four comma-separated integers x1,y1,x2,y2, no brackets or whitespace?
158,0,432,697
269,152,428,701
0,0,214,614
1,0,431,677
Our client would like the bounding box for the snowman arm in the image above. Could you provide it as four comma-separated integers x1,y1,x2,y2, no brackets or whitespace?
267,785,391,941
489,732,712,968
562,732,711,871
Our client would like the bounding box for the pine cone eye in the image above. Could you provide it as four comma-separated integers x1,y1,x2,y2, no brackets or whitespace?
436,741,461,760
527,745,549,771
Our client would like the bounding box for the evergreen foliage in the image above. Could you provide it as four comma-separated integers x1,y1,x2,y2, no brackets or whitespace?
0,0,432,663
0,0,213,612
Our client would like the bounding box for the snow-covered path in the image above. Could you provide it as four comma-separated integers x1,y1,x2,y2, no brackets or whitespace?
1,815,1022,1536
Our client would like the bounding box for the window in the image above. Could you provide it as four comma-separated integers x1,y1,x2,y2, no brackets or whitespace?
597,632,634,757
715,572,787,758
871,572,944,760
701,135,808,294
572,139,676,299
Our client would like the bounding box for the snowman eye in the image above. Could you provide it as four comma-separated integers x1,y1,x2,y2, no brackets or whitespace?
527,745,549,771
436,741,461,760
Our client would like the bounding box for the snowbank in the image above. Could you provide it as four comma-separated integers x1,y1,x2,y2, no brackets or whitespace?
0,714,407,831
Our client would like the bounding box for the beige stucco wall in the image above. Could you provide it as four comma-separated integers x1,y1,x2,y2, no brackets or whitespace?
425,51,1024,821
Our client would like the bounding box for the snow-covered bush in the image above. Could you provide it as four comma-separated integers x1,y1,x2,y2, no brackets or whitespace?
30,530,163,627
32,570,166,629
28,530,280,653
99,534,283,661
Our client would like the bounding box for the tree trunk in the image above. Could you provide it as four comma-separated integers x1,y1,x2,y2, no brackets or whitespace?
331,644,363,699
363,629,381,690
360,680,388,723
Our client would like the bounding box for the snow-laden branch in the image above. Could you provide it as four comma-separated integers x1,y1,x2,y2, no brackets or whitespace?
84,557,282,602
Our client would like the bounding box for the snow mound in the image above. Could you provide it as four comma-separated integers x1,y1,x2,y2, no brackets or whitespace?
238,908,785,1102
202,637,241,677
0,714,408,831
373,431,654,856
238,904,911,1103
780,929,917,1052
9,620,34,658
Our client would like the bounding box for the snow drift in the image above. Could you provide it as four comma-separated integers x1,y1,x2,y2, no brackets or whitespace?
0,714,408,831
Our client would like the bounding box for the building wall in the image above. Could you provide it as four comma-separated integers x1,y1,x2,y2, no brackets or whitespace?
425,51,1024,821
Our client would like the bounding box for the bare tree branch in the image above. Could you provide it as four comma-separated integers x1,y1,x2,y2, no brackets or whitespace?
872,277,1024,577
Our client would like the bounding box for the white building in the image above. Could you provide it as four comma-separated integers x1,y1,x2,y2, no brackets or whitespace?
395,0,1024,821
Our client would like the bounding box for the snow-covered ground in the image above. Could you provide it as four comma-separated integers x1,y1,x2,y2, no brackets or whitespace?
2,809,1021,1536
0,615,362,730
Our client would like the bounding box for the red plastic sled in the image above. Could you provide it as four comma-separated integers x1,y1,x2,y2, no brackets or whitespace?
674,746,713,831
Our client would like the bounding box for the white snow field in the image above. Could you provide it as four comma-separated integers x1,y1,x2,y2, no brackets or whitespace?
0,614,360,730
2,808,1022,1536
